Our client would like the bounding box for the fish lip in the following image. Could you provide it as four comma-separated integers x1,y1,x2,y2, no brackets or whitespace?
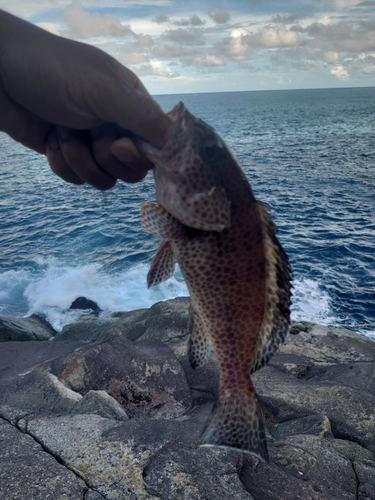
136,102,194,164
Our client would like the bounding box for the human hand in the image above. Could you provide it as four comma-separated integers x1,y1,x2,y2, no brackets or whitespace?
0,10,171,189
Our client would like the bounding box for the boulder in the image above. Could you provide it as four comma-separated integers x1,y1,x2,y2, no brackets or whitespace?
70,296,101,315
0,314,55,341
0,298,374,500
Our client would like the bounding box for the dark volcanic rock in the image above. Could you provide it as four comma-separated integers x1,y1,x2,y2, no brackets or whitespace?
1,300,375,499
54,296,191,345
70,296,101,315
54,308,148,342
0,315,55,341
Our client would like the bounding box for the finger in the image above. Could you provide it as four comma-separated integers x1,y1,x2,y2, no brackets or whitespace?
96,136,152,184
46,128,85,185
89,124,153,183
93,65,173,149
57,126,116,190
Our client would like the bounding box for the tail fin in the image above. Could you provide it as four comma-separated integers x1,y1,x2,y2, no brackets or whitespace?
198,386,269,462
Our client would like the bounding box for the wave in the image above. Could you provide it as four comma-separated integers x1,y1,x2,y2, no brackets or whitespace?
2,261,373,340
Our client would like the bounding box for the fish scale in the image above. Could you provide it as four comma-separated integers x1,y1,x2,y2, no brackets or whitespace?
139,102,292,461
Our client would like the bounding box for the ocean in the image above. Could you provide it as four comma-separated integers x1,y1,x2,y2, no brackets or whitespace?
0,87,374,339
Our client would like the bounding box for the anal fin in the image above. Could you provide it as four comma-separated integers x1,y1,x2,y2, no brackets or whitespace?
147,240,176,288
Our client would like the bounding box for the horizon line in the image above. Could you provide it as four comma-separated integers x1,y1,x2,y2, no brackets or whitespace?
152,84,375,97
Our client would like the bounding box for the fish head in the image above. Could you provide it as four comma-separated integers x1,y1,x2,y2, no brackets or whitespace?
138,102,232,231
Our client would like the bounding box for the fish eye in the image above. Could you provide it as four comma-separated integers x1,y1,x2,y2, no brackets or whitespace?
204,145,218,160
203,137,222,161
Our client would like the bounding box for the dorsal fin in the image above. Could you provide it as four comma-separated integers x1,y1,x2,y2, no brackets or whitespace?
248,202,292,375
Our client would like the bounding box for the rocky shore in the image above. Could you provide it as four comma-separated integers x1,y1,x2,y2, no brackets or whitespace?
0,297,374,500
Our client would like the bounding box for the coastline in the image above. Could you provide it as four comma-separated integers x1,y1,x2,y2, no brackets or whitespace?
1,297,375,499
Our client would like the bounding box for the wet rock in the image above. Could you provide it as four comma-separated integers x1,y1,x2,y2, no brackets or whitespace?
70,296,101,315
0,315,55,342
54,308,148,342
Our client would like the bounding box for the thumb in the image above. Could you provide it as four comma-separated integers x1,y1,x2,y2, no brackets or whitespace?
91,64,172,149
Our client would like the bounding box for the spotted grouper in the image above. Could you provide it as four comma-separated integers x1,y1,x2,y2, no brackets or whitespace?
138,102,292,461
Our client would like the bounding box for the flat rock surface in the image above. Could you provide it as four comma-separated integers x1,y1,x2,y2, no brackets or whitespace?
0,298,374,499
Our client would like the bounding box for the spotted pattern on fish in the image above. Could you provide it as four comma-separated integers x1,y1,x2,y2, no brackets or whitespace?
139,102,292,461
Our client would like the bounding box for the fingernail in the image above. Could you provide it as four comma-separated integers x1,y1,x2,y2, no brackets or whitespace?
111,138,141,163
57,126,71,141
48,129,60,151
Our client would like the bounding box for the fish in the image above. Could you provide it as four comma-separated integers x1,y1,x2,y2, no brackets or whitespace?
138,102,292,461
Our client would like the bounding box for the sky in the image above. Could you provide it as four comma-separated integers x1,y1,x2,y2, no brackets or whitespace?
2,0,375,94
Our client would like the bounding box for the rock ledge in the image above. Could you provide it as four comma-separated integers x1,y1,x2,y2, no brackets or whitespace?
0,297,374,500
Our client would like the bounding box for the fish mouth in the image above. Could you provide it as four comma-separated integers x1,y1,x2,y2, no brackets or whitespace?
136,102,196,175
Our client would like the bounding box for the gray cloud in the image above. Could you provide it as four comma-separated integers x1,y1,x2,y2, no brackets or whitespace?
152,14,204,27
271,13,307,24
152,14,170,24
163,27,205,45
64,0,134,38
207,8,230,24
151,43,199,59
175,15,205,27
305,20,375,52
136,34,155,46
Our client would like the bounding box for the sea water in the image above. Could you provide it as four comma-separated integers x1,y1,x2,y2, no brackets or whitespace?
0,88,374,338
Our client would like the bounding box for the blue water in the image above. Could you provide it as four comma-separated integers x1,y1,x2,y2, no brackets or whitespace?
0,88,374,338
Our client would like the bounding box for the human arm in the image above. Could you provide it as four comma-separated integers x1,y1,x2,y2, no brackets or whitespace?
0,9,171,189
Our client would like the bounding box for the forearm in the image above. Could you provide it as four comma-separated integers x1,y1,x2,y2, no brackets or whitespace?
0,10,47,59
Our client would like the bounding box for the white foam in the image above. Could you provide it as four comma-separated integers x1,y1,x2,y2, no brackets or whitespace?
1,264,373,341
291,277,337,325
21,261,188,331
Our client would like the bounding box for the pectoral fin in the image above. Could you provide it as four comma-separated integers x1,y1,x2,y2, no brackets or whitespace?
147,240,176,288
141,201,186,240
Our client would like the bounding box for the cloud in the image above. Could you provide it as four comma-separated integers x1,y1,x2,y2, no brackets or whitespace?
205,54,226,66
356,0,375,5
136,34,154,46
152,14,205,27
330,65,350,79
324,50,340,62
152,14,170,24
258,25,302,47
163,27,205,45
207,8,230,24
175,15,205,27
151,43,199,59
271,13,307,24
305,20,375,52
212,33,251,61
64,0,133,38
